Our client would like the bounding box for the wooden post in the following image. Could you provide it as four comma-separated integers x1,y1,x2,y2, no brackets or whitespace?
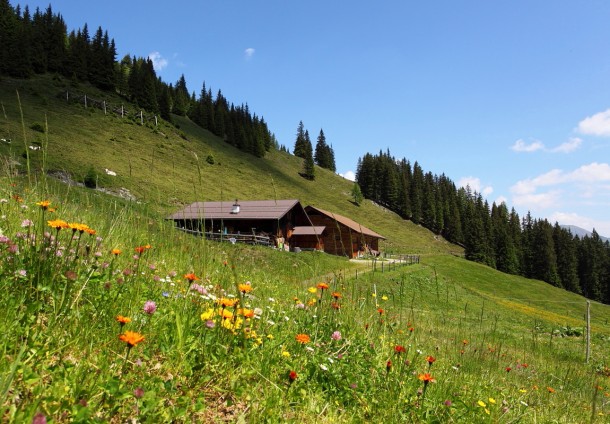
84,94,87,108
586,300,591,363
154,115,158,126
103,101,107,115
140,110,143,125
121,105,124,117
66,91,69,102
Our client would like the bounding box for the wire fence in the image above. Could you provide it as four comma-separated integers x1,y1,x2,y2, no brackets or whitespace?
61,90,159,126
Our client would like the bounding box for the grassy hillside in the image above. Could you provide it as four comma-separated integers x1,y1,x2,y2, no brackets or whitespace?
2,75,610,422
0,74,460,256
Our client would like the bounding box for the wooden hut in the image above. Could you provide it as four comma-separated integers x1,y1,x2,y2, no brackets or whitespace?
304,205,386,258
167,199,317,249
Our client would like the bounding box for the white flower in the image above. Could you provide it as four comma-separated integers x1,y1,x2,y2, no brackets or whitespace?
266,320,276,326
268,297,276,303
320,364,328,371
327,358,334,364
306,346,315,352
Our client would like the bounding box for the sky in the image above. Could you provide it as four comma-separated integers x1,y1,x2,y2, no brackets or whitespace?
14,0,610,237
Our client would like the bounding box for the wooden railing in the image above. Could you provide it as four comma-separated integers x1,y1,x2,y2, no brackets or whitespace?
177,228,271,246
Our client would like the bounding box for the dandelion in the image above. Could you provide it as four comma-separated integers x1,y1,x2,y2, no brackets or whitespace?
289,370,297,382
119,330,145,348
296,333,311,344
116,315,131,326
143,300,157,315
331,331,342,341
36,200,51,210
238,283,253,294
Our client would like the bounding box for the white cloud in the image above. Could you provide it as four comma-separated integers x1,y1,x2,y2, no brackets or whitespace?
457,176,493,197
495,195,508,205
551,137,582,153
577,109,610,136
340,171,356,181
511,139,544,152
509,162,610,212
148,51,168,71
244,48,255,59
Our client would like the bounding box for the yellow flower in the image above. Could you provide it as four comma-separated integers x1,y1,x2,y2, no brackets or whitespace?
477,400,486,408
36,200,51,210
307,287,317,294
282,351,291,358
371,293,377,298
267,334,274,340
200,309,215,321
382,295,388,301
488,398,496,405
519,389,527,393
238,283,253,294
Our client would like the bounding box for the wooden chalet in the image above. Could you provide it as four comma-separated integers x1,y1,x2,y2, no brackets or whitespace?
167,199,322,249
304,205,386,258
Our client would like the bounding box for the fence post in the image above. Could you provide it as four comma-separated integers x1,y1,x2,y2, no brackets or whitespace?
84,94,87,108
140,111,143,125
66,91,69,102
121,105,124,118
586,300,591,363
103,101,107,115
154,115,158,126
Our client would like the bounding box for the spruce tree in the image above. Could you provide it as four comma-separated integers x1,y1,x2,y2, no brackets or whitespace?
293,121,307,158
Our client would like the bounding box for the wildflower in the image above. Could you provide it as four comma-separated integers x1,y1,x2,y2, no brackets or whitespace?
135,245,151,254
134,387,145,398
395,345,406,354
331,291,342,299
32,412,47,424
295,302,305,309
506,367,512,372
418,373,436,384
478,400,487,408
21,219,33,228
547,386,555,393
116,315,131,326
184,273,200,281
205,320,215,328
282,350,291,358
386,360,392,372
218,298,238,308
489,397,496,404
238,283,253,294
316,282,330,290
119,330,145,348
382,295,389,301
307,287,317,294
36,200,51,210
444,400,452,407
426,355,436,366
239,308,255,318
143,300,157,315
111,248,122,255
331,331,342,341
377,308,384,315
462,339,469,345
331,302,341,310
48,219,69,230
296,333,311,344
289,371,297,382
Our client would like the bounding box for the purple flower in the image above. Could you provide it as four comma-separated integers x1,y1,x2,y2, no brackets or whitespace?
331,331,342,341
205,320,215,328
190,283,207,295
32,412,47,424
21,219,33,228
143,300,157,315
162,291,170,298
444,400,452,407
133,387,145,399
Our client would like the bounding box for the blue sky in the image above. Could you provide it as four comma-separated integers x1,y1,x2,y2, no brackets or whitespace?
15,1,610,236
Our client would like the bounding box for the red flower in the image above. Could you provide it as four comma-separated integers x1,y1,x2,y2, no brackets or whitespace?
418,373,436,384
395,345,406,354
386,360,392,372
426,355,436,365
289,371,297,382
506,367,512,372
377,308,384,315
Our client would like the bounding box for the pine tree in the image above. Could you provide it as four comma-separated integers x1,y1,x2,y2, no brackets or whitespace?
301,130,315,180
351,183,364,206
293,121,307,158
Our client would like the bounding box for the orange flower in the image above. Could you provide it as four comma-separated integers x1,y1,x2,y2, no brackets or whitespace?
68,222,89,233
239,308,255,318
295,333,311,344
331,291,342,299
426,355,436,365
48,219,69,230
377,308,384,315
316,282,330,290
331,302,341,310
418,373,436,384
462,339,469,345
36,200,51,210
547,386,555,393
116,315,131,325
119,330,145,348
184,273,200,281
85,228,96,235
395,345,406,354
238,283,253,294
111,248,122,256
289,370,297,382
218,298,239,308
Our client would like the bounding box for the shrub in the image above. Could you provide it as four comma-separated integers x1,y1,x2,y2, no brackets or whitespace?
83,167,98,188
206,154,215,165
30,122,45,133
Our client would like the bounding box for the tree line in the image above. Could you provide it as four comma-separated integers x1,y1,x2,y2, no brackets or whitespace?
356,150,610,303
0,0,276,158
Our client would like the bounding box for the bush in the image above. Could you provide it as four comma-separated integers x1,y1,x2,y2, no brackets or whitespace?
83,167,98,188
206,154,215,165
30,122,45,133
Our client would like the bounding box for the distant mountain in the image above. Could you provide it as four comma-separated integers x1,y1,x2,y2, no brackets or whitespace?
561,225,609,242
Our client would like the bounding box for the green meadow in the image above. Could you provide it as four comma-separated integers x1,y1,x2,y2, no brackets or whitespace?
1,76,610,422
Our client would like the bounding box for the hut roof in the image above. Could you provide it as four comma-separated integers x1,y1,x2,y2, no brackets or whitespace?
291,226,326,236
167,199,302,221
305,206,386,240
